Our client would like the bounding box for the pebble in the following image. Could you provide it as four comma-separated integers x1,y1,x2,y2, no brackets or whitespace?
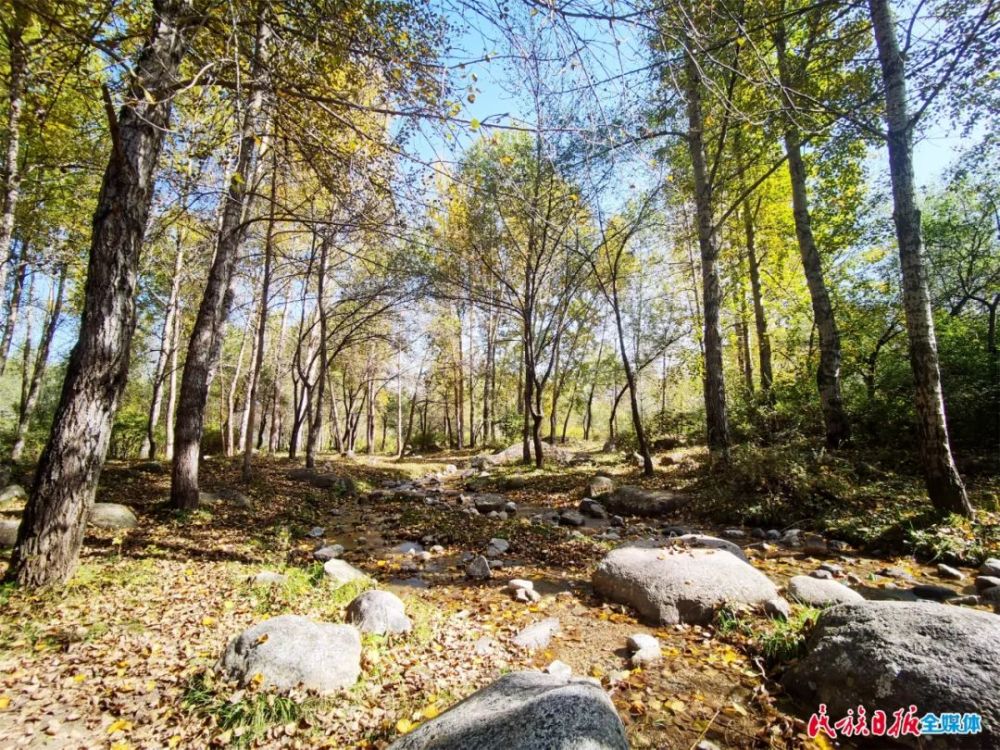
545,660,573,679
466,555,491,580
307,526,325,538
627,633,662,665
819,562,843,575
508,578,534,592
936,563,965,581
810,569,833,580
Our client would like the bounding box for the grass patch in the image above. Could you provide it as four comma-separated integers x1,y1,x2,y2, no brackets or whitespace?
183,671,311,747
714,604,820,669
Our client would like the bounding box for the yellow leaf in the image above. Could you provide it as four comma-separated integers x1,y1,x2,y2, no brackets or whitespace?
168,736,182,748
107,718,133,734
72,674,86,683
111,743,133,750
421,705,440,720
666,699,686,714
590,665,605,678
469,118,480,131
0,696,10,709
201,616,217,627
396,718,417,734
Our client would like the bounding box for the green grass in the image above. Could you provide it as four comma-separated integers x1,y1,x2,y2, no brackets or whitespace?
183,671,310,747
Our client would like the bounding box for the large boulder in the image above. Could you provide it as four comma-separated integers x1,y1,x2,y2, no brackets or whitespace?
0,484,27,504
587,476,614,499
592,546,784,625
0,518,18,547
387,671,628,750
346,590,412,635
219,615,361,693
603,486,688,517
786,575,864,607
784,601,1000,749
665,534,747,562
88,503,138,529
470,442,573,469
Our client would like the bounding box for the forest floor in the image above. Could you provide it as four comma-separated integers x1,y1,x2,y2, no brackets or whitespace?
0,442,998,750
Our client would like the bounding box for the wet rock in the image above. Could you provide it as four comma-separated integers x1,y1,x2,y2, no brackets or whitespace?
878,566,915,581
88,503,137,530
466,555,492,580
947,595,980,606
307,526,325,538
937,563,965,581
974,575,1000,591
911,584,958,602
980,558,1000,577
220,615,361,693
386,671,627,750
558,510,586,527
396,542,423,555
512,618,560,650
313,544,345,561
346,590,412,635
765,529,781,541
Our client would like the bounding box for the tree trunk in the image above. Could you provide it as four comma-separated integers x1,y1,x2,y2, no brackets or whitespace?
306,237,329,469
165,295,181,461
242,166,276,480
224,320,251,456
0,247,28,375
11,267,66,461
171,14,270,509
144,233,184,459
744,199,773,396
683,44,730,453
613,292,654,475
0,6,28,305
7,0,197,586
868,0,972,516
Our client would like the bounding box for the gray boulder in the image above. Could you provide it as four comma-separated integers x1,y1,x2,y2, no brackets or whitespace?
559,510,586,527
219,615,361,693
588,476,614,499
0,518,18,547
323,559,368,587
784,601,1000,749
89,503,138,529
975,576,1000,592
474,494,507,514
512,618,560,650
387,671,627,750
466,555,492,580
314,544,345,561
665,534,747,562
579,499,608,519
0,484,27,504
786,575,864,607
346,590,412,635
592,546,784,625
603,486,688,517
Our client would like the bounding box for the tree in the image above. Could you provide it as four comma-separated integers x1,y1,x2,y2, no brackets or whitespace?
868,0,975,516
6,0,204,586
